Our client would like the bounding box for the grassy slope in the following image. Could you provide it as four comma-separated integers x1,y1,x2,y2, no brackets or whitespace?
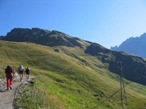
0,40,146,109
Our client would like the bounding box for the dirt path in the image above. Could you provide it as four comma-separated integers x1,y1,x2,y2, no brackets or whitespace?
0,75,33,109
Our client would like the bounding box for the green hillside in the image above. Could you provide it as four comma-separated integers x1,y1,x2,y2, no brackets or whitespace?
1,40,146,109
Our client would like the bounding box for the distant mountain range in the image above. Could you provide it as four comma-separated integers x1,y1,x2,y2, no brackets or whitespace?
111,33,146,58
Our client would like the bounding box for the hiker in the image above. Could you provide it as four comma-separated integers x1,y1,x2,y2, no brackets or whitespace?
18,65,24,82
5,65,15,90
25,67,30,79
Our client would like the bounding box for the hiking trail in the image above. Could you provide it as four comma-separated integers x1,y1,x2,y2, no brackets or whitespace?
0,74,34,109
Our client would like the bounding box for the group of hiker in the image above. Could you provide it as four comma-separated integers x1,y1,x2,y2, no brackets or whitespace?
4,65,30,90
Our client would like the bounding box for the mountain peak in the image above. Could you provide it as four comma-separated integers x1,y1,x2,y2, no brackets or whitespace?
111,33,146,58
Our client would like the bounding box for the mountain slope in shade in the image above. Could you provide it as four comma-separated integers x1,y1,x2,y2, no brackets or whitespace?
85,43,146,85
111,33,146,58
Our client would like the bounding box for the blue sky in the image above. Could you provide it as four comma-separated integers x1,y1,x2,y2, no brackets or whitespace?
1,0,146,48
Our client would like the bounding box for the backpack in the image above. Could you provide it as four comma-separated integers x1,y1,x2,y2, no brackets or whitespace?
19,65,24,71
25,68,30,73
5,66,13,78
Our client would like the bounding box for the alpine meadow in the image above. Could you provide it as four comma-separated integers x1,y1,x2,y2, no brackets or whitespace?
1,28,146,109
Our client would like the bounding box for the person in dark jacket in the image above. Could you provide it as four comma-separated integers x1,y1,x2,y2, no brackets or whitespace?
25,67,30,79
5,65,15,90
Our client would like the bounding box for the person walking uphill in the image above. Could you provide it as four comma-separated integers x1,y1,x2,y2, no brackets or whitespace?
18,65,24,82
5,65,15,90
25,67,30,79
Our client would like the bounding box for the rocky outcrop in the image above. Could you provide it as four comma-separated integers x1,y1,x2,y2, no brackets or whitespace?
3,28,82,47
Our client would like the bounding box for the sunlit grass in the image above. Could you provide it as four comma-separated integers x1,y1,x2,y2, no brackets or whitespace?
1,40,146,109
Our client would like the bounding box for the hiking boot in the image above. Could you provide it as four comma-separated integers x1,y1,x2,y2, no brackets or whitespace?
10,86,13,90
7,87,10,90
